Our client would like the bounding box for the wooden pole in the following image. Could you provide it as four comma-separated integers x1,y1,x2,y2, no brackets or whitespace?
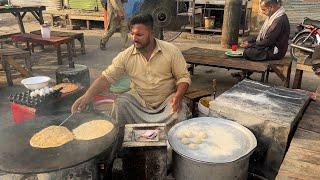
221,0,242,48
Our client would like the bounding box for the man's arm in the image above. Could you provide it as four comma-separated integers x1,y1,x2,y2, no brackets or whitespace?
170,47,192,112
254,17,283,47
71,76,110,113
72,52,126,113
171,82,189,112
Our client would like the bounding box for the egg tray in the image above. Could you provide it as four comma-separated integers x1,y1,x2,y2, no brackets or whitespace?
8,88,62,109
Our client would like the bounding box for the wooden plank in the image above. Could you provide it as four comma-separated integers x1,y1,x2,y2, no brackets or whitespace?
277,169,320,180
30,30,84,39
277,158,320,179
296,63,313,72
185,89,211,100
284,145,320,166
290,128,320,153
69,15,104,21
185,54,268,72
298,101,320,133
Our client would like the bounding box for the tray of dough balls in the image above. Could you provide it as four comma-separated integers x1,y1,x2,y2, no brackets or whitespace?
168,117,257,163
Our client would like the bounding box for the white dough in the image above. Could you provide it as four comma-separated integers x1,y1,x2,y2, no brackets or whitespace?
180,138,190,145
183,130,193,138
190,137,202,144
197,132,207,139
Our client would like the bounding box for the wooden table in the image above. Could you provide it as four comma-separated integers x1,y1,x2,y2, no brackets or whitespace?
182,47,292,87
11,33,74,68
0,44,32,86
276,100,320,179
30,30,86,55
0,6,45,33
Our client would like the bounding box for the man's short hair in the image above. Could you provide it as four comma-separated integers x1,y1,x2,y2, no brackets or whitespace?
260,0,279,6
129,13,154,30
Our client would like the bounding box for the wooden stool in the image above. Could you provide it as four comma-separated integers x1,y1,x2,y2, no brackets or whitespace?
0,44,32,86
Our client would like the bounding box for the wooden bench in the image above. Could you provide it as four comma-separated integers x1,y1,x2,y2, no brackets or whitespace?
30,30,86,55
0,44,32,86
276,100,320,179
182,47,292,87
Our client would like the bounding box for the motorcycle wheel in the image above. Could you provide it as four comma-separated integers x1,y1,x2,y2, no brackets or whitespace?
290,33,316,61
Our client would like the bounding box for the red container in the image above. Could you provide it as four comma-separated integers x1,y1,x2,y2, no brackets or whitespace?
231,44,238,51
11,103,36,124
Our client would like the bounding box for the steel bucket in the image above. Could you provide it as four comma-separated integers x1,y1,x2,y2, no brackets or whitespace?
173,149,254,180
168,117,257,180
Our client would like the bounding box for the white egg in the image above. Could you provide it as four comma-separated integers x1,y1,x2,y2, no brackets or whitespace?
34,89,40,95
44,88,50,94
39,91,45,96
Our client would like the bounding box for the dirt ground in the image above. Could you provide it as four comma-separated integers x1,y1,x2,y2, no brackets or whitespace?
1,14,319,126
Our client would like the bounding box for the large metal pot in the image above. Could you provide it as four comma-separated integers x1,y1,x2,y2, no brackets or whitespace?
168,117,257,180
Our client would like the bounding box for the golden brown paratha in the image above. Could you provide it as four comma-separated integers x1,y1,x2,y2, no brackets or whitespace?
53,83,79,93
30,126,74,148
72,120,114,140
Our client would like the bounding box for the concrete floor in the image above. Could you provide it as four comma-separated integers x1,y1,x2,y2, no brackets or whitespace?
1,14,319,127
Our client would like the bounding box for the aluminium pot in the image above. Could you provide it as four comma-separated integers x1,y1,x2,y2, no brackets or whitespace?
168,117,257,180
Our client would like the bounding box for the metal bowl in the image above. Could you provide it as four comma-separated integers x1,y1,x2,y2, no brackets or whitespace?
21,76,51,90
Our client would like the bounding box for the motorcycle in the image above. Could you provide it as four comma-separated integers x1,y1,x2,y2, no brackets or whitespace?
290,17,320,60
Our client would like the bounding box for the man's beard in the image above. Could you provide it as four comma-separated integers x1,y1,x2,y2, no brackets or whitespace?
136,39,150,52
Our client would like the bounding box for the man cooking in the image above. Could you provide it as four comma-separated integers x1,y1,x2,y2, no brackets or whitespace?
233,0,290,79
72,13,191,128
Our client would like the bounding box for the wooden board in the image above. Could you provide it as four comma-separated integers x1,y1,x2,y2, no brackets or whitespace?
276,101,320,179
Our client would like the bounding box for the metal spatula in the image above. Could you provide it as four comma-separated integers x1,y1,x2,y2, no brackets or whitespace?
59,113,75,126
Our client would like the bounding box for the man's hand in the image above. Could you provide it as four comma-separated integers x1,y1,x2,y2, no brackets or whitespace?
240,41,249,48
170,95,183,113
71,95,90,113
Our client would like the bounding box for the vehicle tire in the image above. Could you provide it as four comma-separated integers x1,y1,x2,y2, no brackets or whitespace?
290,33,316,60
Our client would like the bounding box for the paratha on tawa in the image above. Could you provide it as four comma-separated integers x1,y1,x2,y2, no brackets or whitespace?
73,120,114,140
53,83,79,93
30,126,74,148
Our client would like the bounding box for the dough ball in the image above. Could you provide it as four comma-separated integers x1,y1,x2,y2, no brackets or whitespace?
197,132,207,139
190,137,202,144
184,130,193,138
188,143,198,150
180,138,190,145
176,131,185,139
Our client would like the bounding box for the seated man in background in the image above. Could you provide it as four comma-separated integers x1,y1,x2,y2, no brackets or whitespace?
72,13,191,129
242,0,290,60
233,0,290,79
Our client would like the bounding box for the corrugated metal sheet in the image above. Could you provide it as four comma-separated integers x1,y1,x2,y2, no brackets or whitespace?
283,0,320,23
10,0,61,10
69,0,103,11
